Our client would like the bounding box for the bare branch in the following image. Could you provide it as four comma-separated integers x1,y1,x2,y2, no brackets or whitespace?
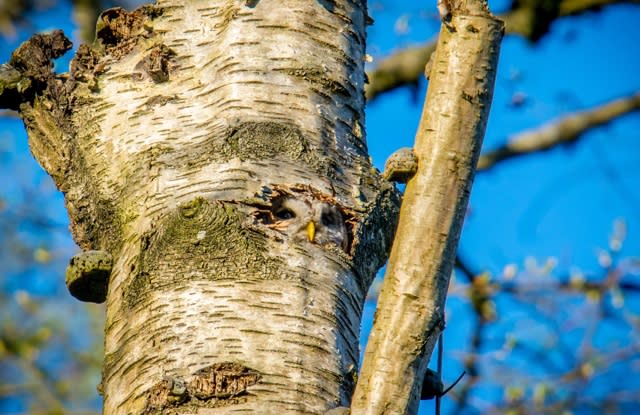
366,0,639,101
501,0,640,41
352,3,503,413
366,42,436,103
477,91,640,170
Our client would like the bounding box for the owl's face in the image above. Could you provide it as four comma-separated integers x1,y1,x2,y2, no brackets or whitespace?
267,196,349,252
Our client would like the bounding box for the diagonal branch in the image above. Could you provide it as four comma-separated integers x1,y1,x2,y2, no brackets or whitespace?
366,41,437,103
366,0,639,101
477,91,640,170
351,2,504,413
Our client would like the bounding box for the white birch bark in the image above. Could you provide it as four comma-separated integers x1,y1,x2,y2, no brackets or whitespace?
6,1,398,413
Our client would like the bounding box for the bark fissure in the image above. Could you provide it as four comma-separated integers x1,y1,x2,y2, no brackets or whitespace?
142,362,262,413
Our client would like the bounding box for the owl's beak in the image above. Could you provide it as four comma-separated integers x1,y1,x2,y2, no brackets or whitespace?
306,221,315,242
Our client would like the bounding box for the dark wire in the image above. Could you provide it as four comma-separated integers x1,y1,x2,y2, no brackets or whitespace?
435,332,443,415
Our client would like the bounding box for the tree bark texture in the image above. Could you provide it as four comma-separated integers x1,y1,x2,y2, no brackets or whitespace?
352,3,504,414
7,1,399,413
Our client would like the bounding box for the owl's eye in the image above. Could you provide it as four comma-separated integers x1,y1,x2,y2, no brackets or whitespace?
321,210,340,227
275,208,296,220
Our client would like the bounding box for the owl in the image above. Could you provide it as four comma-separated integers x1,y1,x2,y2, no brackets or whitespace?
266,195,349,252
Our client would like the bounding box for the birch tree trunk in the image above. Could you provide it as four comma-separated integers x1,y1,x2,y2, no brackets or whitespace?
3,0,399,413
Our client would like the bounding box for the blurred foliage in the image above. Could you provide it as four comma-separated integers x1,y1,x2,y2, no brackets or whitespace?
448,219,640,414
0,0,51,38
0,162,105,413
0,290,104,414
